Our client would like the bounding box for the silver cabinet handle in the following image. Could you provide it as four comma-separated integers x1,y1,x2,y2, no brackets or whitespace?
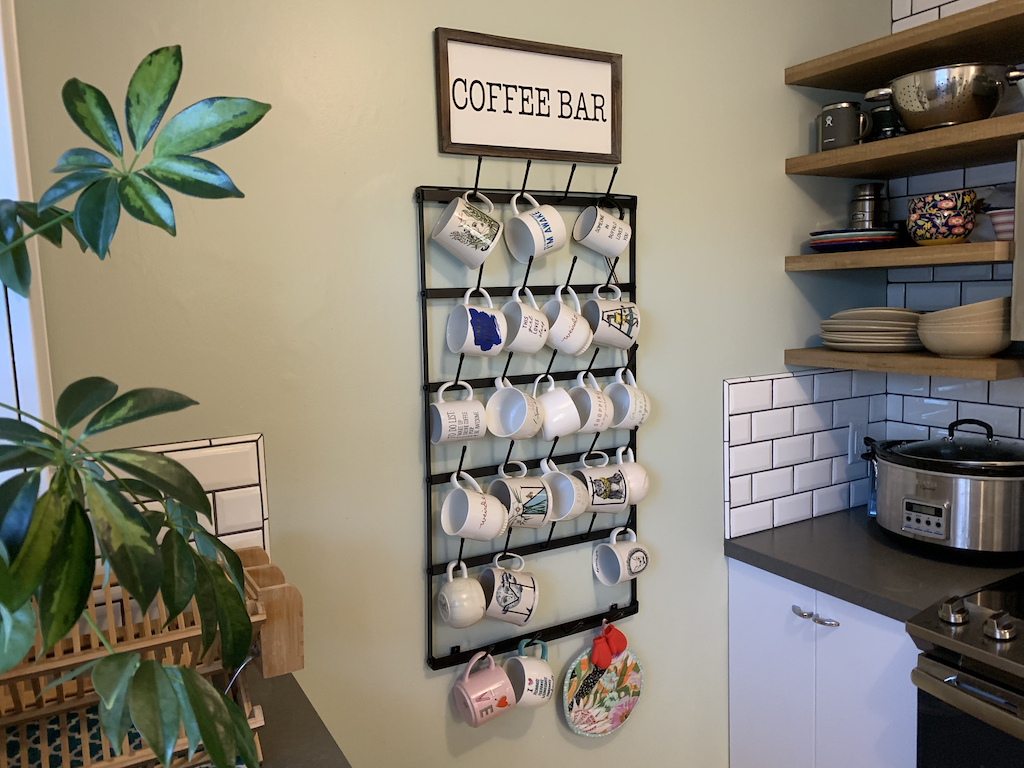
791,605,814,619
812,614,840,627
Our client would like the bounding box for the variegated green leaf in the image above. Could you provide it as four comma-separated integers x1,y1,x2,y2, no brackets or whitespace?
62,78,122,157
0,472,41,562
125,46,182,153
37,169,108,212
83,387,197,437
0,199,30,298
130,660,180,767
51,148,114,173
98,449,208,515
56,376,118,429
0,601,35,674
154,97,270,157
178,667,236,768
5,488,66,611
225,693,259,768
15,202,63,247
118,174,175,235
74,176,120,259
39,501,94,649
144,155,242,199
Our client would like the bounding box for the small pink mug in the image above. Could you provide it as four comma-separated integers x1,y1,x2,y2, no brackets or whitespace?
453,652,516,726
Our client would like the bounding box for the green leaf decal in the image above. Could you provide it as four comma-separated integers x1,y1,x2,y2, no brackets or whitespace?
37,168,108,212
191,550,218,657
166,668,201,759
39,501,94,649
74,176,120,259
15,202,64,247
0,601,35,674
84,477,160,611
101,449,209,516
61,78,123,157
83,387,197,437
51,148,114,173
0,199,31,298
6,488,65,610
56,376,118,429
154,97,270,157
161,529,196,623
118,174,175,235
144,155,243,199
0,472,40,564
0,417,58,449
226,693,259,768
130,660,180,767
179,667,236,768
0,445,48,473
93,651,140,755
125,46,182,152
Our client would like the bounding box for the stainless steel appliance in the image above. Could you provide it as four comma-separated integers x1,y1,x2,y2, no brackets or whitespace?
908,573,1024,765
864,419,1024,552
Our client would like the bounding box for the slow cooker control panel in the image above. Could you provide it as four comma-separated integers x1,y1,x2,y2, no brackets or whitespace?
902,499,949,540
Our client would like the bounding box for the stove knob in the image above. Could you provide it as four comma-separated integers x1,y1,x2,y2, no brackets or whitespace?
938,596,969,625
984,611,1018,641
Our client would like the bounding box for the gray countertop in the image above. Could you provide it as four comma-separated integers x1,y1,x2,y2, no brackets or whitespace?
724,507,1024,622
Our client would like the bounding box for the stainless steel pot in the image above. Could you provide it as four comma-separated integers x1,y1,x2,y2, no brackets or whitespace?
864,419,1024,552
865,64,1024,132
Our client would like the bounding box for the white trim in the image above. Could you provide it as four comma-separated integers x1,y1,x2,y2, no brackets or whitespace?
0,0,53,424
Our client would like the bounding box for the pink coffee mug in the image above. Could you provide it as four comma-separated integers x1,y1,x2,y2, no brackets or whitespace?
452,651,516,727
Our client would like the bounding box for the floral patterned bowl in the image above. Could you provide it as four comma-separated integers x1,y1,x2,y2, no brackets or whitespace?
909,188,978,215
907,208,975,246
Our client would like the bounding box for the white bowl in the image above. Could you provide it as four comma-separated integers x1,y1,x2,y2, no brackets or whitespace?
918,325,1011,358
923,297,1010,323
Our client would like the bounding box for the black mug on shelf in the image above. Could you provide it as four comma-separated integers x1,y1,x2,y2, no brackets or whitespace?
817,102,872,151
867,105,907,142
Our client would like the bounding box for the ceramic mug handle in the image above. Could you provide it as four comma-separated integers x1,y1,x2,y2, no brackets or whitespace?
532,373,555,398
447,560,469,582
581,450,610,468
517,637,548,660
436,380,474,404
451,471,484,493
462,651,493,683
498,460,528,479
493,552,526,571
610,526,637,544
463,287,494,308
462,190,494,214
593,284,623,301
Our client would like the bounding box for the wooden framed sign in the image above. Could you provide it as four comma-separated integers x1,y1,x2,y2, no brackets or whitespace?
435,28,622,164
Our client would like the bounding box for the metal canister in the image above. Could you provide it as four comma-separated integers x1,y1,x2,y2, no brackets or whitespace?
849,183,889,229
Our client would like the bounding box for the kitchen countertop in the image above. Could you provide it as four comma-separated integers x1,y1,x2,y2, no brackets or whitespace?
724,506,1024,622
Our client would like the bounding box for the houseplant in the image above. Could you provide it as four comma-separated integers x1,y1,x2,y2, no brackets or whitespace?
0,45,270,768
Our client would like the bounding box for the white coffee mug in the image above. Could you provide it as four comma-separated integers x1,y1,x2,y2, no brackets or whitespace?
532,374,582,441
539,458,589,523
438,560,487,628
488,461,553,529
569,371,615,434
593,527,649,586
504,639,555,708
543,286,594,357
582,285,640,350
486,377,544,440
441,472,509,541
501,287,549,354
430,382,487,445
504,193,567,263
605,368,651,430
572,200,631,259
431,191,503,269
447,287,508,357
573,451,630,513
479,553,538,626
615,446,649,505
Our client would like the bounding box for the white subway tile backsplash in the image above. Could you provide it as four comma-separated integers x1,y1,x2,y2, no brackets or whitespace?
774,492,812,526
930,377,987,402
773,375,815,408
752,467,794,503
888,267,933,283
889,177,909,197
852,371,887,397
958,402,1020,437
905,282,961,311
833,397,870,429
730,442,773,477
814,371,852,402
888,373,929,396
220,529,265,551
813,483,850,517
867,422,887,442
794,402,832,434
990,379,1024,408
903,396,957,428
171,443,259,492
794,459,832,493
773,434,814,468
907,169,965,195
730,475,752,508
966,161,1018,187
887,283,906,308
215,486,263,535
890,196,911,222
850,478,871,507
832,457,868,484
731,502,774,537
729,414,752,445
910,0,945,12
869,394,887,422
887,393,904,420
941,0,1001,15
961,280,1012,304
813,427,850,460
751,407,794,442
887,422,930,440
892,0,912,18
729,380,773,414
994,264,1014,280
933,265,992,282
892,9,939,31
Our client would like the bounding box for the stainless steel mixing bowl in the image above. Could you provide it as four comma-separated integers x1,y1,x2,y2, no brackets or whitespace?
866,63,1024,132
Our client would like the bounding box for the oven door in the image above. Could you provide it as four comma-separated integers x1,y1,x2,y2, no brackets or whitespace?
913,655,1024,767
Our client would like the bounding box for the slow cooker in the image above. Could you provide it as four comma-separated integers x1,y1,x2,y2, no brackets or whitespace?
865,419,1024,552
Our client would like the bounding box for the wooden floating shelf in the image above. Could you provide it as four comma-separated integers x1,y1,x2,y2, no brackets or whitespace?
786,0,1024,91
785,347,1024,381
786,113,1024,179
785,241,1014,272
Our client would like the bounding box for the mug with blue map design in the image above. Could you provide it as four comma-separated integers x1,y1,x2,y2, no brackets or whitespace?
446,287,508,356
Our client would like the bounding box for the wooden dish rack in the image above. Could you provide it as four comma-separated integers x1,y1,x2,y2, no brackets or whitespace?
0,547,302,768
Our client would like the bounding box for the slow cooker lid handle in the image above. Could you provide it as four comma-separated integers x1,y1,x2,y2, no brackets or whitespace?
948,419,994,441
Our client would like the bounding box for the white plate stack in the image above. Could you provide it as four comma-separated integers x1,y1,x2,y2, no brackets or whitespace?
918,297,1011,359
820,307,923,352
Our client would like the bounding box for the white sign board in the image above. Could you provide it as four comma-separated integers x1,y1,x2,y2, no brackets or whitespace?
435,29,621,164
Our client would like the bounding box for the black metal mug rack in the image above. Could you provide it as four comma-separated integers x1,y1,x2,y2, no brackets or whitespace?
416,173,641,671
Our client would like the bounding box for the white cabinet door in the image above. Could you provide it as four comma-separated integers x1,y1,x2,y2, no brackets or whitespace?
814,592,918,768
729,560,816,768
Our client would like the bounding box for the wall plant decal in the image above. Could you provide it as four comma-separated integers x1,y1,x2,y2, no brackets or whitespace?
0,46,271,768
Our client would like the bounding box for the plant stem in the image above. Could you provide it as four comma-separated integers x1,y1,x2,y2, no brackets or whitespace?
83,612,114,654
0,211,72,259
0,401,61,434
126,151,141,174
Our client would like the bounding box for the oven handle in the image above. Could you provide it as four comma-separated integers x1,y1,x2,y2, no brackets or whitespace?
912,666,1024,741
